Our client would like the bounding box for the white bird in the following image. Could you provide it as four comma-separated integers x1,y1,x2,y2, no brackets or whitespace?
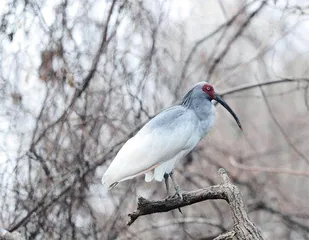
102,82,242,196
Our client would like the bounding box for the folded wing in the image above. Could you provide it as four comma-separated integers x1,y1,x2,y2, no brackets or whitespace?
102,106,200,188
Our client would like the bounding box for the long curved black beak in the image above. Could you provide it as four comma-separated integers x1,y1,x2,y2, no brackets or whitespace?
214,93,242,130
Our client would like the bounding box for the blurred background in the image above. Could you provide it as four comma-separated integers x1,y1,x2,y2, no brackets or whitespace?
0,0,309,239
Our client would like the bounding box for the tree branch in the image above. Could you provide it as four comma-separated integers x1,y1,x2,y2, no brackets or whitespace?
128,168,264,240
207,1,266,79
220,78,309,97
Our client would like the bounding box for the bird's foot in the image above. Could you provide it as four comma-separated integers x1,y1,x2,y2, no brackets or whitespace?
178,207,183,214
165,186,183,200
166,194,176,200
175,185,183,201
174,187,183,214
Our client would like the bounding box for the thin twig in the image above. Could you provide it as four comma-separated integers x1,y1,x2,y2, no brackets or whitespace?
230,156,309,177
220,78,309,96
207,1,267,79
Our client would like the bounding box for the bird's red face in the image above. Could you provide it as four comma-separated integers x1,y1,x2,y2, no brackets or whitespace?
202,83,215,99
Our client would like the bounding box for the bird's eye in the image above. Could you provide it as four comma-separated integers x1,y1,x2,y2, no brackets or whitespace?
206,87,211,91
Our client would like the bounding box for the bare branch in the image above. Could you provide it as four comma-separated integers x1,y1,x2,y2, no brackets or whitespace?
30,0,119,148
128,168,264,240
230,156,309,177
207,1,267,79
213,230,235,240
220,78,309,97
76,0,118,98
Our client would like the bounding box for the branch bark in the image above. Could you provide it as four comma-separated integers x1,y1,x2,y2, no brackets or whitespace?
128,168,264,240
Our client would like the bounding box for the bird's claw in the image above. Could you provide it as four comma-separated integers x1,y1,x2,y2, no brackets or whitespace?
175,185,183,200
174,187,183,214
166,194,174,200
166,193,177,200
178,207,183,214
165,189,183,201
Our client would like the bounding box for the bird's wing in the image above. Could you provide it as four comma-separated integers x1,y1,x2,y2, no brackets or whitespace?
102,106,200,188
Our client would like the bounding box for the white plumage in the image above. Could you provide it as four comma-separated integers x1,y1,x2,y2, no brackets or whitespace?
102,82,241,190
102,108,202,188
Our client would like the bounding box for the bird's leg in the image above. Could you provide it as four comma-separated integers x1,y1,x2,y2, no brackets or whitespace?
164,173,170,197
169,171,183,200
167,172,183,214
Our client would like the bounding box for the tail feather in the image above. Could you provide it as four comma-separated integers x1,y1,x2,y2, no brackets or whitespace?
153,158,178,182
154,162,167,182
145,170,154,182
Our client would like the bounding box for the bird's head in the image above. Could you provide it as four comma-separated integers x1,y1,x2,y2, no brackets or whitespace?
201,82,242,130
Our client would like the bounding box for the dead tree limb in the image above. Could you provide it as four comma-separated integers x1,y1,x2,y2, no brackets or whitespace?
128,168,263,240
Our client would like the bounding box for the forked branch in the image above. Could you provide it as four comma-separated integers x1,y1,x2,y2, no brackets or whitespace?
128,168,263,240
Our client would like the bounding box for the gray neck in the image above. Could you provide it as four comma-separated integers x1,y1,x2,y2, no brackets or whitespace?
181,89,213,120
